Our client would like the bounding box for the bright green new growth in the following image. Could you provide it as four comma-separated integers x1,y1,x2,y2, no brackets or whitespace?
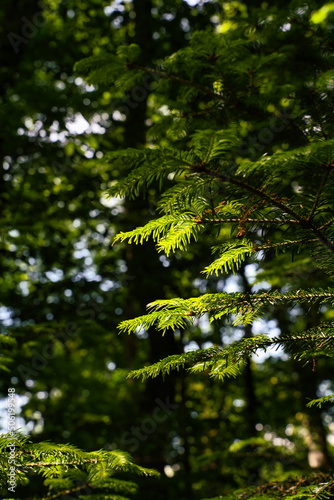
5,2,334,499
77,5,334,498
1,432,158,499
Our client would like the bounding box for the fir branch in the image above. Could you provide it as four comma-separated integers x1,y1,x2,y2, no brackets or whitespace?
24,459,98,467
203,474,334,500
306,395,334,408
39,483,94,500
180,106,221,118
203,168,334,254
1,434,158,499
202,240,255,276
204,169,305,221
107,148,197,199
128,325,334,381
113,214,204,256
118,289,334,334
317,216,334,231
128,62,225,102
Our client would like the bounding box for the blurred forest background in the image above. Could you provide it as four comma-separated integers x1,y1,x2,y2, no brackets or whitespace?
1,0,334,499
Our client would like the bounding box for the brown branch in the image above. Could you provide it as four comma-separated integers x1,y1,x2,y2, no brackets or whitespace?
181,107,222,118
203,169,334,254
239,291,334,308
23,458,99,467
318,216,334,231
307,223,334,254
258,238,318,250
196,217,300,225
183,291,334,319
206,170,306,221
38,482,94,500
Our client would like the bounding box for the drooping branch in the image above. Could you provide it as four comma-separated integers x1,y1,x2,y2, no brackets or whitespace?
40,483,94,500
195,217,300,225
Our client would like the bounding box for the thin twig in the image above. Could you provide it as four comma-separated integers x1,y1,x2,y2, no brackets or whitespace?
181,107,222,118
38,483,94,500
318,216,334,231
24,458,99,467
258,238,318,250
195,217,300,225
